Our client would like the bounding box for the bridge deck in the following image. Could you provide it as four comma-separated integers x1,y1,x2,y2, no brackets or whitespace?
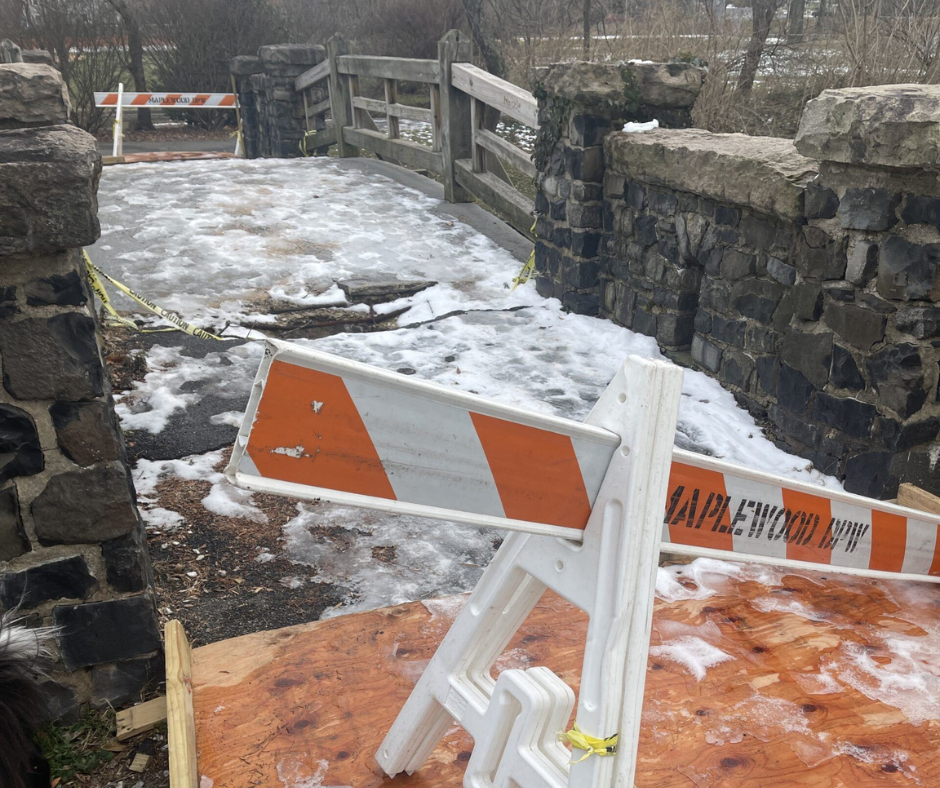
190,564,940,788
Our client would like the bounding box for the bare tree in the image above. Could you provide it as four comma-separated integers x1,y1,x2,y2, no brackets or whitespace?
583,0,591,57
104,0,153,130
147,0,285,128
15,0,127,131
461,0,507,77
787,0,806,43
738,0,779,93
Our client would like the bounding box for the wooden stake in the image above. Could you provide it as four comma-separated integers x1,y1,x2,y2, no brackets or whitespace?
166,620,198,788
897,483,940,516
116,696,167,741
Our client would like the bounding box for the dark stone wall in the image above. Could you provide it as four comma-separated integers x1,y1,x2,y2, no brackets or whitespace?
534,78,940,501
0,63,161,720
231,44,326,159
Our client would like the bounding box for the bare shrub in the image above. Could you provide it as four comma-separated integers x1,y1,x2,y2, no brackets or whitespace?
146,0,285,127
9,0,127,132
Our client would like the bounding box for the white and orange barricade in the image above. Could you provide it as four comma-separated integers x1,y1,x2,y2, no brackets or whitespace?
94,87,240,157
226,339,940,788
94,91,238,108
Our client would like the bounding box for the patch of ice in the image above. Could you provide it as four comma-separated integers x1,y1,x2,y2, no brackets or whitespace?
421,595,469,621
133,449,266,524
654,619,725,645
115,343,262,434
649,636,733,680
494,647,532,672
97,158,542,328
276,757,352,788
282,502,499,618
141,506,185,531
209,410,244,427
731,693,812,740
269,282,348,308
792,670,842,695
256,549,275,564
825,634,940,725
655,557,794,603
752,595,836,625
623,119,659,133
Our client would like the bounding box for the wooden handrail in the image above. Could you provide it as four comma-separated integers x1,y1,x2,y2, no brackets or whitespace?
295,59,330,92
473,127,536,179
451,62,539,129
351,96,434,124
337,55,440,84
288,30,539,234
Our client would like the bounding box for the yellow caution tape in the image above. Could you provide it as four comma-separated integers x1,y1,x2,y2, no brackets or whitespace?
83,250,225,341
230,127,246,156
558,723,618,763
511,220,538,291
299,130,323,157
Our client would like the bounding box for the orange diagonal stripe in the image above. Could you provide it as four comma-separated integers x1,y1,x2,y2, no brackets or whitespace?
247,361,395,501
664,462,733,551
870,510,906,573
470,413,591,530
930,524,940,577
783,489,831,564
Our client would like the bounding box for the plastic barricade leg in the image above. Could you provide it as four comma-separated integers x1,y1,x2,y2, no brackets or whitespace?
377,355,685,788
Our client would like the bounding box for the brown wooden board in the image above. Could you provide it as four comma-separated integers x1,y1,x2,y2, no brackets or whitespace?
192,565,940,788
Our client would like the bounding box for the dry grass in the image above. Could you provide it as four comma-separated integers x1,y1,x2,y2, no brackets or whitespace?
500,1,940,138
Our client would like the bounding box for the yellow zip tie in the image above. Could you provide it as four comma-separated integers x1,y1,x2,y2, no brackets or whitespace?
511,219,538,291
83,251,226,341
558,723,618,763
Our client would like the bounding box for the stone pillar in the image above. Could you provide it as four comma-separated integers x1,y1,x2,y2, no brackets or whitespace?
532,61,704,316
231,44,326,158
790,85,940,496
0,63,161,719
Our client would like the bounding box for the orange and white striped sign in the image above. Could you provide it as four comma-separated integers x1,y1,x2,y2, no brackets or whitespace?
94,92,237,108
663,455,940,578
228,341,940,579
228,342,619,540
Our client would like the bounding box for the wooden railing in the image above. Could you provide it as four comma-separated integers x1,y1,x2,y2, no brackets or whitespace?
293,30,539,237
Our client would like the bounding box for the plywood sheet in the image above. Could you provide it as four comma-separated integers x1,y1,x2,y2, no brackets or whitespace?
192,564,940,788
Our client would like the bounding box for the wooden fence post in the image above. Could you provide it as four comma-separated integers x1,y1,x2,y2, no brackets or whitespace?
437,30,472,203
327,34,358,158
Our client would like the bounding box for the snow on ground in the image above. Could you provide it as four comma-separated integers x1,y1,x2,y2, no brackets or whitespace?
98,157,840,617
97,157,542,329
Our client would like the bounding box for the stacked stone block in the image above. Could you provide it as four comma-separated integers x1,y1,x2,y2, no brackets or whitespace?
0,63,160,719
534,111,610,315
535,70,940,500
533,61,705,317
231,44,326,159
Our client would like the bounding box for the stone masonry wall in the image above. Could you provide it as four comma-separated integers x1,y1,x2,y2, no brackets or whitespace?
534,61,706,317
534,65,940,501
231,44,326,159
0,63,161,720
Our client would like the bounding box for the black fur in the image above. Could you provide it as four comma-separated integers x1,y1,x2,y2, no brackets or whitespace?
0,614,53,788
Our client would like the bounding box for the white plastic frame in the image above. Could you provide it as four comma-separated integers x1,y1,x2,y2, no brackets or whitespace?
376,355,685,788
